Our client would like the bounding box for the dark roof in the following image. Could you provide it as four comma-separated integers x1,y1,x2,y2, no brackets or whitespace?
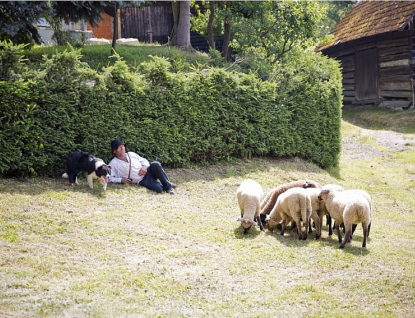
318,1,415,52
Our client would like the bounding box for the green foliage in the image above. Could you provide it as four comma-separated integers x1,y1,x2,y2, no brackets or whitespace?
0,40,29,80
0,42,342,177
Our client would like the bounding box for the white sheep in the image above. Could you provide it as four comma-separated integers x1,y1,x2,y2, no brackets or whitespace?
237,179,264,234
304,188,326,239
343,189,373,239
318,184,345,235
266,187,312,240
318,189,371,248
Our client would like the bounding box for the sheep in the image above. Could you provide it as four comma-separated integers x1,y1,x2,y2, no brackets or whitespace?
266,187,312,240
323,187,371,239
318,189,371,248
318,184,345,235
304,188,327,239
237,179,264,234
260,180,321,225
343,189,372,239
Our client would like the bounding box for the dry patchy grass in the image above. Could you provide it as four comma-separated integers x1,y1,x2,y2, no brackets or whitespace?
1,119,415,317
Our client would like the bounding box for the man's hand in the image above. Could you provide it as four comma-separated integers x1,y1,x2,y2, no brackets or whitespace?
139,166,148,177
121,178,132,184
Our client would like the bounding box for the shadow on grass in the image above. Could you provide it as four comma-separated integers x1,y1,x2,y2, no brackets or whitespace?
233,225,264,239
0,156,342,196
169,156,340,185
0,176,109,198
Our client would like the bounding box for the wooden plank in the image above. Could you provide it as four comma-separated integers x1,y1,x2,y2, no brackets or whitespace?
380,59,409,68
342,78,355,85
356,42,376,51
379,66,411,76
377,37,409,48
342,65,355,72
381,74,411,83
380,82,412,91
343,84,355,91
378,46,409,57
379,52,410,62
380,90,412,98
343,72,355,79
341,59,354,67
343,96,355,102
343,90,355,97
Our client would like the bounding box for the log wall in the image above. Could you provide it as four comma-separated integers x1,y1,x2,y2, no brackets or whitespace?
322,29,414,107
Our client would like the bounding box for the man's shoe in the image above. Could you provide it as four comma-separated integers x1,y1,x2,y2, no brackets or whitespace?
167,189,175,195
171,183,177,188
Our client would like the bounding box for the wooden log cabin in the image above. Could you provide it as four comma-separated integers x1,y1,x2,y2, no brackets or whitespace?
317,1,415,110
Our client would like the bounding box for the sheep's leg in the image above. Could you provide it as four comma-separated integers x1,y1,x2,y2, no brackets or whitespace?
326,214,331,226
349,223,358,241
335,222,342,243
255,215,265,232
362,221,369,248
368,221,371,237
340,222,353,249
294,217,303,240
302,218,309,240
280,219,286,236
327,215,333,236
313,214,321,240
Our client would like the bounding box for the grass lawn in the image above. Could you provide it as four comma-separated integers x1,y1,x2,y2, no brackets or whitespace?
1,108,415,317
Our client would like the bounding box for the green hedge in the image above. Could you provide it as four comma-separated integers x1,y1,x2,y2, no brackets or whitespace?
0,44,342,177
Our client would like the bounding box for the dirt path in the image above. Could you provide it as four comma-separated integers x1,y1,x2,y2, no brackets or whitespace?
342,128,415,160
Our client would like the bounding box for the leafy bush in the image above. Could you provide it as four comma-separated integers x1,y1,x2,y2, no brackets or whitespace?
0,42,342,177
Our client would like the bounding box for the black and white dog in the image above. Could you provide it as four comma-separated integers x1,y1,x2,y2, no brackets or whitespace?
62,151,111,191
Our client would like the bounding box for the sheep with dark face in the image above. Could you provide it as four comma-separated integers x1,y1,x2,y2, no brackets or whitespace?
266,187,312,240
260,180,321,225
318,189,371,249
237,179,264,234
313,184,345,236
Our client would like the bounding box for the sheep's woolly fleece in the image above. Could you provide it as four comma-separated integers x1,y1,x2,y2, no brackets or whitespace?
260,180,321,217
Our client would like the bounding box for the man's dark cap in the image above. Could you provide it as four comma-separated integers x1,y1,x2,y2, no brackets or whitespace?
111,138,125,152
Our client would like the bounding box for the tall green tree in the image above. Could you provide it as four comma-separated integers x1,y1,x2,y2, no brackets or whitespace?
231,1,324,63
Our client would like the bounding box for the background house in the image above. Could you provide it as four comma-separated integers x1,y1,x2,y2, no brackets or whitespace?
318,1,415,109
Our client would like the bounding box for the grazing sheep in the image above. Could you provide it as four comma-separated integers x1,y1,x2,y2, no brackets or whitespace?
260,180,321,224
318,189,371,249
304,188,326,239
237,179,264,234
266,188,312,240
318,184,345,235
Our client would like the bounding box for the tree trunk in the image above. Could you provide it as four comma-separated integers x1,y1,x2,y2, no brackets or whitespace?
170,1,179,46
176,1,191,48
111,4,118,52
207,1,215,49
222,1,231,60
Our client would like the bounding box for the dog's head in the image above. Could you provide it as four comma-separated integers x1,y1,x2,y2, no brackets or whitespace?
96,165,111,190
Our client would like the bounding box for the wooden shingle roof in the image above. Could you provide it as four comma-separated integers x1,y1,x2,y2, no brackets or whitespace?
318,1,415,52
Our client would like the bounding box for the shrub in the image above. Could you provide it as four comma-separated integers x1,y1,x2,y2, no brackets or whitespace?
0,42,342,177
